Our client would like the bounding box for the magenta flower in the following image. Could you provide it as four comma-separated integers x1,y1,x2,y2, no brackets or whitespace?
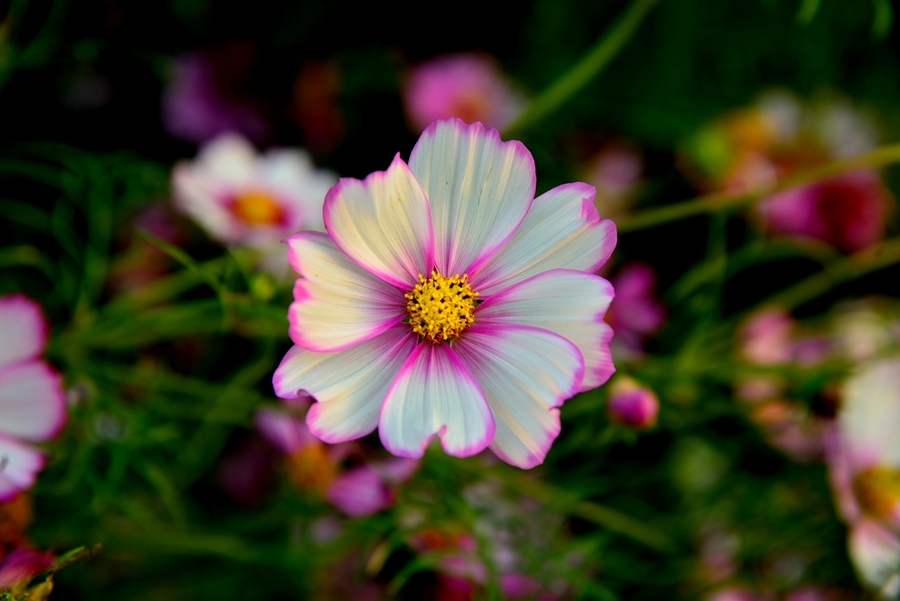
0,296,67,502
274,119,617,469
162,50,270,145
0,548,53,590
403,54,525,133
255,407,418,517
759,171,889,253
828,357,900,592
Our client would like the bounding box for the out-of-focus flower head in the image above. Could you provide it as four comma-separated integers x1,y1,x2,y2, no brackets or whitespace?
584,143,644,221
0,296,67,502
828,357,900,593
273,119,617,469
171,133,337,275
682,91,892,253
403,54,526,133
255,405,417,517
604,262,666,360
290,60,345,154
162,44,270,145
705,588,773,601
831,300,900,365
0,548,54,596
735,308,833,462
607,375,659,429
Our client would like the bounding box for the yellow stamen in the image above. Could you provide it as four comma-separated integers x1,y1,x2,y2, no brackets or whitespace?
232,190,284,226
405,269,479,343
854,466,900,521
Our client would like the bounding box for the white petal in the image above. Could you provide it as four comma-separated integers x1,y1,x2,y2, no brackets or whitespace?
273,328,416,444
408,119,535,276
454,325,584,469
0,361,66,442
257,149,336,232
849,519,900,592
0,435,44,502
473,182,617,295
477,269,615,390
323,154,434,288
379,343,494,459
286,232,406,352
0,295,47,371
840,357,900,468
196,133,257,184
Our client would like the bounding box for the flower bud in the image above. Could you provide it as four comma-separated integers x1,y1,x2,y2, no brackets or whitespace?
608,377,659,429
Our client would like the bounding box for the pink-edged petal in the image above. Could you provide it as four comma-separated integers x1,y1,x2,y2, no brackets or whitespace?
0,361,66,442
840,357,900,468
408,119,536,276
254,408,317,454
454,325,584,469
477,269,615,391
323,154,434,288
379,343,494,459
0,435,44,503
327,465,394,517
473,182,617,295
0,295,48,371
849,519,900,591
273,327,417,444
286,232,406,352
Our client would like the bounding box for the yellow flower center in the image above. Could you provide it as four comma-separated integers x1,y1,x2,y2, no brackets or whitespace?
405,270,479,343
232,190,284,226
286,443,336,495
854,466,900,521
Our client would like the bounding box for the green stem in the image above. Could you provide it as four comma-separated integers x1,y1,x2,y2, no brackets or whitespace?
764,236,900,310
502,0,662,137
617,143,900,232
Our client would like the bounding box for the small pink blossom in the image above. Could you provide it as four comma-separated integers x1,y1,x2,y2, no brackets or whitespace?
0,548,53,590
403,54,525,132
274,119,617,468
605,262,665,358
607,376,659,429
758,171,889,253
586,145,644,220
0,296,67,502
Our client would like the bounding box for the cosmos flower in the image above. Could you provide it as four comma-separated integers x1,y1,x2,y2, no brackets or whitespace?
604,262,665,359
171,133,337,274
0,296,67,501
274,119,617,469
403,54,525,133
255,407,418,517
828,357,900,594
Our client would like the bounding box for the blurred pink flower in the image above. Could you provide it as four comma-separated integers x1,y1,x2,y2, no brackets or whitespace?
0,548,53,589
605,262,666,357
706,588,773,601
586,145,644,220
827,357,900,591
172,133,337,275
759,171,889,253
0,296,67,502
273,119,616,469
608,376,659,429
255,407,417,517
403,54,525,132
163,49,270,145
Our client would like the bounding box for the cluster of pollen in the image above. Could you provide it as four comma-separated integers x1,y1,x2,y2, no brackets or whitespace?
405,269,479,343
854,466,900,521
232,190,285,226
